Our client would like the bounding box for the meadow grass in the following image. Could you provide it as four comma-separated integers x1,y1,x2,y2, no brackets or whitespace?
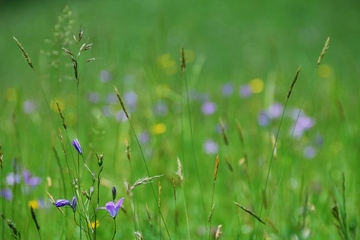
1,1,360,239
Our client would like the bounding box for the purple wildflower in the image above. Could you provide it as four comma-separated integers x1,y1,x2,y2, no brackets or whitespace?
55,199,71,208
139,131,150,144
203,139,218,154
258,110,270,127
0,188,13,200
221,83,234,96
23,100,36,114
6,173,21,186
154,101,168,116
292,115,315,138
99,198,124,218
267,102,283,119
303,146,316,159
100,70,111,82
88,92,100,104
23,170,41,187
239,85,252,98
201,101,216,115
71,196,77,212
72,139,83,155
124,91,138,109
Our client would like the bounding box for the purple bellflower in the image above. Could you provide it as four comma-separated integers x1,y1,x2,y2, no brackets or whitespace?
99,198,124,218
55,196,77,212
72,139,83,155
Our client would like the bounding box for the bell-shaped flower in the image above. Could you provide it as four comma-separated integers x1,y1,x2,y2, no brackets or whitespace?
98,198,124,218
72,139,83,155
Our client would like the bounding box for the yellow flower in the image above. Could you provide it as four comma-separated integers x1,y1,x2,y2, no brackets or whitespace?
28,200,40,209
157,54,177,75
5,88,17,102
318,64,333,78
249,78,264,93
151,123,166,135
89,220,100,229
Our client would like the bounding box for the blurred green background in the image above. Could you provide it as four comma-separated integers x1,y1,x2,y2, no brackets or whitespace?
1,0,360,239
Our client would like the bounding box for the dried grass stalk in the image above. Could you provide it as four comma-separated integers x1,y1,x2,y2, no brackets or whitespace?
208,203,215,222
13,36,33,69
56,101,67,129
219,119,229,146
287,66,301,99
180,47,186,73
234,202,266,225
145,204,154,233
175,158,183,182
114,86,129,119
213,155,220,182
128,175,163,192
215,225,222,239
30,206,41,230
317,37,330,66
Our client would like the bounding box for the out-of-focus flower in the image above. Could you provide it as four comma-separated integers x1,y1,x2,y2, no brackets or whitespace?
221,83,234,96
23,170,41,187
203,139,218,154
249,78,264,93
139,131,150,144
23,100,36,114
72,139,83,155
153,101,168,117
201,101,216,115
0,188,13,200
292,115,315,138
28,200,40,209
89,220,100,229
303,146,316,159
267,102,283,119
106,93,118,104
239,85,252,98
151,123,166,135
6,173,21,185
258,110,270,127
115,110,128,122
157,54,177,75
88,92,100,104
99,198,124,218
100,70,111,82
318,64,333,79
124,91,138,109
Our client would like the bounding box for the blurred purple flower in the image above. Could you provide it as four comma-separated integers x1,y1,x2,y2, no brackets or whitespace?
267,102,283,119
23,100,36,114
106,93,118,104
124,91,138,110
202,101,216,115
258,110,270,127
0,188,13,200
99,198,124,218
292,115,315,138
222,83,234,96
189,90,209,102
6,173,21,186
203,139,218,154
100,70,111,82
72,139,83,155
303,146,316,159
139,131,150,144
115,110,128,122
239,85,252,98
23,170,41,187
154,101,168,116
88,92,100,104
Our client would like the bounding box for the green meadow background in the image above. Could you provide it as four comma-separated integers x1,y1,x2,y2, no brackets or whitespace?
1,0,360,239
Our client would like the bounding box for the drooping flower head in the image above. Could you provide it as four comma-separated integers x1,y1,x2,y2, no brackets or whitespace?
54,196,77,212
72,139,83,155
